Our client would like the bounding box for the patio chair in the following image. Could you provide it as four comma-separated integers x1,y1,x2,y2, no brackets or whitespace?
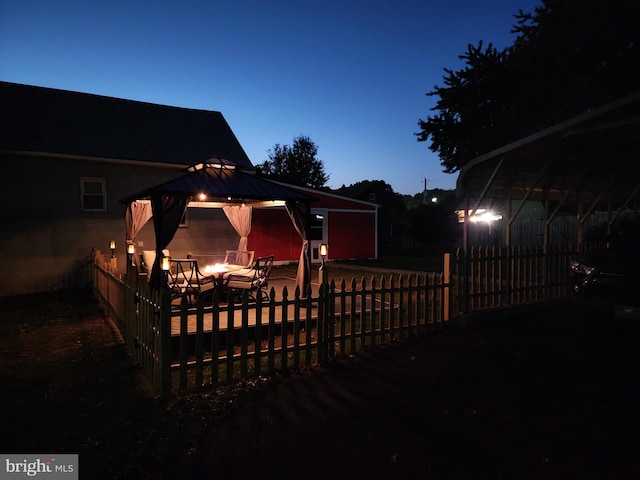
223,250,255,268
225,255,274,302
167,259,214,305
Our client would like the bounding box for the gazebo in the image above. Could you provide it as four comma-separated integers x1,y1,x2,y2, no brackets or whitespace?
119,158,317,295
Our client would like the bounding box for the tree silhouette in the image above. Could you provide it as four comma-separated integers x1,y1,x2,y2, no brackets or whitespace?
417,0,640,173
258,135,329,189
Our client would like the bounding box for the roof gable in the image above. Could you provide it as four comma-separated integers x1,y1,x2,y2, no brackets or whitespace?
0,81,253,168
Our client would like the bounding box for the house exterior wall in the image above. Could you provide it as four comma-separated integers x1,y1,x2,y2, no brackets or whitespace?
0,152,240,297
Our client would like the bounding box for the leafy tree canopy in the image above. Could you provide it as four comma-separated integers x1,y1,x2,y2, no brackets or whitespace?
257,135,329,189
417,0,640,174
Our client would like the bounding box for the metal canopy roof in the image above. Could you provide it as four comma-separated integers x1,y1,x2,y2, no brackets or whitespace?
119,159,317,207
456,91,640,212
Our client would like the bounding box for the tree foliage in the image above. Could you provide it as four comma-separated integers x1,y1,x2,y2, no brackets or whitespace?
258,135,329,189
417,0,640,174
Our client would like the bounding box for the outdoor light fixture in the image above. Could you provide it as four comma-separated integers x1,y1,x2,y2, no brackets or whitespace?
469,211,503,223
161,256,171,271
110,240,116,258
318,243,328,286
455,208,503,224
126,243,135,272
319,243,328,267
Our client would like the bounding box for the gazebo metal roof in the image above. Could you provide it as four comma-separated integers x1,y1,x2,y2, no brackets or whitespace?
119,159,317,207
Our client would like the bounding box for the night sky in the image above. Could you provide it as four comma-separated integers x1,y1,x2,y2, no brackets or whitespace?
1,0,541,194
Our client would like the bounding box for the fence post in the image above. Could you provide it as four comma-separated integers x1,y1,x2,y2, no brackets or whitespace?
318,282,330,363
501,245,511,307
456,247,469,315
443,252,450,321
158,286,172,400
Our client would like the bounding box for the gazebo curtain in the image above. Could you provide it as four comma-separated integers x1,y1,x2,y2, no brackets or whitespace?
124,201,152,269
148,193,189,289
285,200,311,297
125,201,153,242
223,204,252,267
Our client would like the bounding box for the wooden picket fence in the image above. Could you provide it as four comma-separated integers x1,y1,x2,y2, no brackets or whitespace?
453,243,603,314
91,249,451,398
92,244,594,398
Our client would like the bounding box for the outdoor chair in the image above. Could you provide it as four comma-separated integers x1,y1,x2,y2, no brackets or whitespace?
223,250,255,268
224,255,274,302
167,259,214,305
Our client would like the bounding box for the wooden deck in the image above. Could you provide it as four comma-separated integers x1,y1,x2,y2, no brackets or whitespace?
169,276,395,336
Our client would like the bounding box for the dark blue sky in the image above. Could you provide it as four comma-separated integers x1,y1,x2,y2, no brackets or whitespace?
1,0,541,194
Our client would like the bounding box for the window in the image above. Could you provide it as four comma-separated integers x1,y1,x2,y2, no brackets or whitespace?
310,213,324,241
81,178,106,212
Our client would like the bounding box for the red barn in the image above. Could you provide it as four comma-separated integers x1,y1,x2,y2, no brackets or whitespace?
249,184,378,264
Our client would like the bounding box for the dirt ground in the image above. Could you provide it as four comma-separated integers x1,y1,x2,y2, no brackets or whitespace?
2,290,640,479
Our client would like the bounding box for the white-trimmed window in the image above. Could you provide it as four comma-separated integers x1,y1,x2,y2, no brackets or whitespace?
81,177,107,212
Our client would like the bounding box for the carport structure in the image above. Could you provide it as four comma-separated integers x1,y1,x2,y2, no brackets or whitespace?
456,91,640,253
119,158,317,295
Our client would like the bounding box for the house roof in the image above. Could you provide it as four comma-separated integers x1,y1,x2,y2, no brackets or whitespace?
0,81,253,168
267,181,378,211
456,91,640,211
119,159,317,206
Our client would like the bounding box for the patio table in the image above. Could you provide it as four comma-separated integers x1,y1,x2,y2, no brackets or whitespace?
200,263,253,289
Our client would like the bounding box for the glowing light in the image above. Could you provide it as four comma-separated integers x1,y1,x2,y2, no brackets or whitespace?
205,263,228,273
455,208,502,223
469,211,502,223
